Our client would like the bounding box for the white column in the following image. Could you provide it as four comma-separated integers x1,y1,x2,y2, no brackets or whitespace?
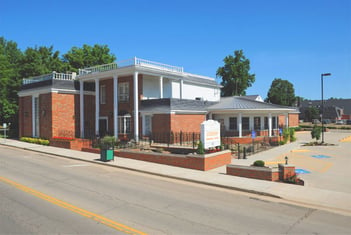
95,79,100,136
80,80,84,138
134,72,139,142
113,75,118,138
159,76,163,98
285,113,289,128
268,113,272,137
249,116,254,131
180,79,183,99
238,113,242,137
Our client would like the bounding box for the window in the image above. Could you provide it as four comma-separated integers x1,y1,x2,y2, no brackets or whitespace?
119,114,131,134
229,117,237,130
254,117,261,130
118,82,129,102
100,85,106,104
242,117,249,130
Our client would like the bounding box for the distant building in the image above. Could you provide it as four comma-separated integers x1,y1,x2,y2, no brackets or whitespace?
299,99,351,121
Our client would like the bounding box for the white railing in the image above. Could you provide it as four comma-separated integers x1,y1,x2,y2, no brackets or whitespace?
78,57,184,76
135,57,184,73
78,63,118,75
22,72,76,85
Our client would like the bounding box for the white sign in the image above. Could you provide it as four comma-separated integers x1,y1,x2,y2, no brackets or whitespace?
2,123,7,128
201,120,221,149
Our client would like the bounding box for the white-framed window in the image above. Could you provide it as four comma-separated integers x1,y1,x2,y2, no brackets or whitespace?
32,96,39,137
100,85,106,104
118,82,129,102
118,114,131,134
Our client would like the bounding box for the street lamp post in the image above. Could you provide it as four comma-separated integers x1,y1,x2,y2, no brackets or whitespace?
321,73,331,143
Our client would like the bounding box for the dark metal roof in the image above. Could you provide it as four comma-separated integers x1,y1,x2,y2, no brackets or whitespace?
140,98,216,113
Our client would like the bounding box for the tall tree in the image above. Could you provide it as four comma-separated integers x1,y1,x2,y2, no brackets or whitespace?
0,37,22,128
216,50,255,96
63,44,116,72
19,46,65,78
266,78,296,106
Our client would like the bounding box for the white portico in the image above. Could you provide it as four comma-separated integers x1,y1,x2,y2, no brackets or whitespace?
208,96,298,137
77,57,221,141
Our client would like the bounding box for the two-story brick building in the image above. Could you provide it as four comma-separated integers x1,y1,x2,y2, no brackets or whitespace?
18,57,298,142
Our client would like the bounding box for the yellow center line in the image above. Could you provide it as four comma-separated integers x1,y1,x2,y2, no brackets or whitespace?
0,176,147,235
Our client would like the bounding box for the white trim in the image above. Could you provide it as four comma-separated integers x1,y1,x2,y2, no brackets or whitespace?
113,75,118,138
134,72,139,142
80,80,84,138
18,88,95,97
95,79,100,136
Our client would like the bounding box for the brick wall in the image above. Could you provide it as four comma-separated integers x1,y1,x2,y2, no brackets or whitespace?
52,93,76,138
19,96,32,137
114,150,231,171
227,164,296,182
152,114,171,133
278,113,299,128
170,114,206,132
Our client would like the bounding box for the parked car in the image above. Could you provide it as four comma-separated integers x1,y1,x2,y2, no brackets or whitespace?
336,120,345,125
346,120,351,125
322,119,331,124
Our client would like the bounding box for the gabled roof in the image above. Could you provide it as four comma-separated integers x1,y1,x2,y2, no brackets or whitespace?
208,96,298,112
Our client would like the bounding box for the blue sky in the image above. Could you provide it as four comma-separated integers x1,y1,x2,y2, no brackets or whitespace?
1,0,350,99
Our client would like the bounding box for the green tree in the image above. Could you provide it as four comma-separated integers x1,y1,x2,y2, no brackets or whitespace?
19,46,66,78
63,44,116,72
266,78,296,106
216,50,255,96
304,107,320,122
0,37,22,131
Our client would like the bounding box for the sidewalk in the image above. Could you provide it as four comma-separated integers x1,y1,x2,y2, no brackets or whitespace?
1,136,351,216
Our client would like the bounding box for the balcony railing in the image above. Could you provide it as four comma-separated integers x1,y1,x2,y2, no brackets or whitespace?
22,72,76,85
78,57,184,76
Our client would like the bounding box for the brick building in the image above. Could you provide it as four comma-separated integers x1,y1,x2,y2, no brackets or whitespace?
18,57,299,141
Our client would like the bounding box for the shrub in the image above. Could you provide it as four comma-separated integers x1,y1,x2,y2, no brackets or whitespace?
311,125,321,141
100,136,116,149
196,141,205,154
20,137,49,146
289,128,296,142
283,128,290,144
253,160,265,167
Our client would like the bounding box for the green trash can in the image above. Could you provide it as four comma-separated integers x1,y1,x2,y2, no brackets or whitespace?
101,148,114,161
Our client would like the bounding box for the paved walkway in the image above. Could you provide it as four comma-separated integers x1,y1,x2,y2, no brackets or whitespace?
1,131,351,216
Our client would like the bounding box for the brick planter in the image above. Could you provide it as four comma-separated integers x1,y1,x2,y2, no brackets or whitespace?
116,149,232,171
50,138,92,151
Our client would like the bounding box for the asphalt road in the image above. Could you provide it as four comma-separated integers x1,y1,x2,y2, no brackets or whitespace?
1,146,351,234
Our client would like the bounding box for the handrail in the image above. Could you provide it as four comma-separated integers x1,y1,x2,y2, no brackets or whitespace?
78,57,184,76
22,72,76,85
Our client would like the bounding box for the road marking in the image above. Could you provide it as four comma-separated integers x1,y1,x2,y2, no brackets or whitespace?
0,176,147,235
340,136,351,142
291,149,310,153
